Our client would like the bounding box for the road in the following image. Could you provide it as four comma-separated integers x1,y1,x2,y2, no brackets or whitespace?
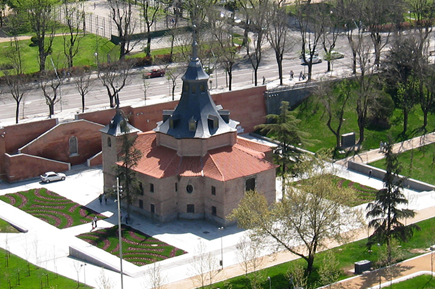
0,38,355,125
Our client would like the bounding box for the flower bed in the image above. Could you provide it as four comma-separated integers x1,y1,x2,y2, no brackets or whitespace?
77,225,186,266
0,188,105,229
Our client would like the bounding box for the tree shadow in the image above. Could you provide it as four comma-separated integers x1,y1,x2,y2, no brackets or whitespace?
355,264,414,289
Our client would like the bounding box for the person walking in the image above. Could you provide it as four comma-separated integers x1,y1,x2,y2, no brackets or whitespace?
99,194,103,205
290,70,294,80
299,71,303,81
104,193,107,205
93,216,98,228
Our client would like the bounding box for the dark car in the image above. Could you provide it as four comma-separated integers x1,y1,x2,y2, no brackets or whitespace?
143,69,165,79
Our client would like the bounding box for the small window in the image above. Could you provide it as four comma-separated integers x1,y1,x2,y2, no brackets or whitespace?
139,182,144,195
139,200,143,209
150,183,154,193
189,117,197,131
187,204,195,213
211,186,216,196
200,84,205,92
150,204,155,214
245,178,255,191
192,85,196,94
186,185,193,194
69,136,78,155
107,137,111,147
212,206,217,216
175,183,178,192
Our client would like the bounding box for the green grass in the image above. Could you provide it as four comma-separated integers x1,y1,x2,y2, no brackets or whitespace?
392,274,435,288
77,225,186,266
0,188,105,229
294,175,378,206
0,34,117,75
294,96,435,155
369,143,435,185
0,218,19,233
211,215,435,288
0,247,91,289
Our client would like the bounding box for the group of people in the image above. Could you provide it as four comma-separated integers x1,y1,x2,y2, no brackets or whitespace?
289,70,306,81
379,141,388,153
98,193,107,205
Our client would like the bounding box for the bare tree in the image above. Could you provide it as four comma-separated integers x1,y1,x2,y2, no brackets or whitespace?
320,5,341,73
190,240,219,288
240,0,269,86
140,0,162,57
236,235,265,277
74,68,94,113
98,60,133,108
95,268,115,289
266,2,294,85
295,0,325,81
165,65,184,101
62,1,84,68
3,38,28,123
409,0,435,55
40,72,64,118
108,0,137,60
11,0,58,72
316,80,355,150
143,262,167,289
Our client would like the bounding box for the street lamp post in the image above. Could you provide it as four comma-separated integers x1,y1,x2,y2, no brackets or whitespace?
116,177,124,289
377,243,381,289
218,227,224,270
268,276,271,289
80,263,87,284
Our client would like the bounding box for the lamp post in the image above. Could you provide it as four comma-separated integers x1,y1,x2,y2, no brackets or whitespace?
267,276,271,289
95,26,103,63
218,227,224,270
80,263,87,284
116,177,124,289
377,243,381,289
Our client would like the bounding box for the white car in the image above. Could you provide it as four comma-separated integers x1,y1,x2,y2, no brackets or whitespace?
324,50,345,60
300,54,322,65
40,171,66,183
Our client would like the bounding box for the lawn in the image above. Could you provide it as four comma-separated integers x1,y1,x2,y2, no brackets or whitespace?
211,215,435,288
0,34,117,75
0,218,19,233
369,143,435,186
293,175,378,206
0,247,91,289
293,95,435,155
77,225,186,266
392,274,435,288
0,188,105,229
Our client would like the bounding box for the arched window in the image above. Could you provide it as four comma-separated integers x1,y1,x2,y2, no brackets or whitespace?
69,136,78,156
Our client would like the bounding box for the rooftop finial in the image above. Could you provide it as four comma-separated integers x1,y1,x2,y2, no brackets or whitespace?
192,23,198,60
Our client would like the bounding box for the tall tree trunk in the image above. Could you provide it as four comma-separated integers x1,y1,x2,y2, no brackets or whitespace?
15,102,20,124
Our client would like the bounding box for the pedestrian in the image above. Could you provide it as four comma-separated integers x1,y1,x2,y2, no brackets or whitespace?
290,70,294,80
299,71,303,81
99,193,103,205
384,141,388,151
262,76,265,85
104,194,107,205
91,218,95,230
93,2,96,9
369,169,372,178
93,216,98,228
380,141,383,152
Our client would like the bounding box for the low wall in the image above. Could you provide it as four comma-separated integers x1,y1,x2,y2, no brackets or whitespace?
4,153,70,182
69,245,136,276
348,161,435,192
87,151,102,167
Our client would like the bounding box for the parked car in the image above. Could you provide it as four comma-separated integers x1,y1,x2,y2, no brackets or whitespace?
324,50,345,60
143,69,165,79
300,54,322,65
40,172,66,183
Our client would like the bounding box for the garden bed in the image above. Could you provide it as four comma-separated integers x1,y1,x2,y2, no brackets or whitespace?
0,188,105,229
77,225,186,266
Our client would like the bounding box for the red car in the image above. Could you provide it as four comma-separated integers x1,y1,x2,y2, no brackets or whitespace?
143,69,165,79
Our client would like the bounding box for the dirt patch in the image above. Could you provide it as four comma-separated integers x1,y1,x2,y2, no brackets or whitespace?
409,248,427,254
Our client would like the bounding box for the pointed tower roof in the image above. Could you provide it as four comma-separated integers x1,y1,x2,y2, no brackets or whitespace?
100,109,141,136
154,25,238,139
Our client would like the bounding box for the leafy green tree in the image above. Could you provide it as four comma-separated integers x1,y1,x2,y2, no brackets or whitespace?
366,140,420,263
230,154,363,276
116,120,142,219
256,101,311,197
11,0,59,72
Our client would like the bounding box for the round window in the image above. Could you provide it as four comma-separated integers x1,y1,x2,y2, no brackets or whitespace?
186,185,193,194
